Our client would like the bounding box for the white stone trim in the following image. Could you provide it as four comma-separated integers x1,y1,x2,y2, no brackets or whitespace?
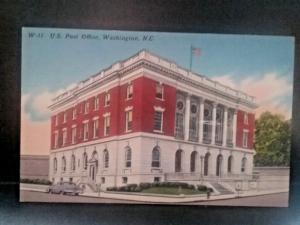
103,112,111,117
93,116,99,120
50,131,255,155
153,106,165,112
125,106,133,112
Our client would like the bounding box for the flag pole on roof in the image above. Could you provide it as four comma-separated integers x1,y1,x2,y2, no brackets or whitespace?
189,45,201,71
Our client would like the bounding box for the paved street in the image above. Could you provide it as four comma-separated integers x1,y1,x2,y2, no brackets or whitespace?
20,190,146,204
20,190,288,207
185,192,289,207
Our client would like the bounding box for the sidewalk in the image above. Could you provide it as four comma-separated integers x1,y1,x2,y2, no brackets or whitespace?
80,188,289,203
19,183,288,203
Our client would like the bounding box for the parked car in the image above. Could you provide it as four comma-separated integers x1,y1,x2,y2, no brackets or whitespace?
47,182,83,195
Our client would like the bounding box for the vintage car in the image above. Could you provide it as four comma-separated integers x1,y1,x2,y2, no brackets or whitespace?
47,182,83,195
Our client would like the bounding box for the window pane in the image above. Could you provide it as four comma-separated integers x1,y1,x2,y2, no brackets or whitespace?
154,111,162,130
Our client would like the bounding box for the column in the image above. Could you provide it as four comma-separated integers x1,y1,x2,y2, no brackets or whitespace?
184,94,191,141
211,102,217,145
232,109,237,148
198,98,204,143
222,106,228,147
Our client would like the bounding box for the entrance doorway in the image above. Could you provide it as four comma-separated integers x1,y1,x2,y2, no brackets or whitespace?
89,164,96,181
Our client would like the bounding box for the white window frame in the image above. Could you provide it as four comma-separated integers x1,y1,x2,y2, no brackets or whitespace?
244,113,248,125
71,126,77,144
63,112,67,123
55,115,58,126
242,129,249,148
155,82,164,100
84,101,89,114
54,131,58,148
103,113,110,136
72,108,77,120
62,128,67,146
153,106,165,133
94,97,99,110
126,83,133,100
125,107,133,132
83,121,89,141
93,118,99,138
104,92,110,107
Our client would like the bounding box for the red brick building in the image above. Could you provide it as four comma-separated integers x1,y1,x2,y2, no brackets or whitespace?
49,50,257,191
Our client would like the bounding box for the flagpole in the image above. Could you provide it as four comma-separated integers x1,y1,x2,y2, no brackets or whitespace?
189,45,193,71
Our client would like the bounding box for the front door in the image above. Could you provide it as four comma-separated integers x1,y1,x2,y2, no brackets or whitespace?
89,164,96,181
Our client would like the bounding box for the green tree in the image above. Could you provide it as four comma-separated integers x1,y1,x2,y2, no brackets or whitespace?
254,112,290,166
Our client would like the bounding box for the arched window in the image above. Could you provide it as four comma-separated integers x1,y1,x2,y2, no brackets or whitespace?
216,154,223,176
152,146,160,167
62,156,66,172
190,151,197,172
71,154,76,171
125,147,132,168
241,157,247,173
53,157,57,173
204,152,210,176
175,149,183,172
83,152,88,170
103,149,109,168
227,155,233,173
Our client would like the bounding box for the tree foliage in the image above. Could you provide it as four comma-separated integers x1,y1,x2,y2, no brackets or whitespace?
254,112,290,166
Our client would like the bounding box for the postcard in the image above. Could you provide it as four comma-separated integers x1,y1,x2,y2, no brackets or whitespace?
20,27,294,207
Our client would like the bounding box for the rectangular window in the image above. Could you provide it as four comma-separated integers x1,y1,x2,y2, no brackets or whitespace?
93,119,99,138
84,101,89,114
125,110,133,132
63,112,67,123
104,93,110,106
72,108,77,120
94,97,99,110
156,83,163,99
84,122,89,140
101,177,105,184
104,116,110,136
54,132,58,148
71,127,76,144
175,113,184,139
243,130,248,147
126,83,133,99
244,113,248,125
122,177,128,184
154,111,163,132
62,129,67,146
55,115,58,126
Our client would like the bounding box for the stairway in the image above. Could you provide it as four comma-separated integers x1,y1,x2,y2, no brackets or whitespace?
210,182,235,195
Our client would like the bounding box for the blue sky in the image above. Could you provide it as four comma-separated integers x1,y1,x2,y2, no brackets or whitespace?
21,27,295,155
22,27,294,94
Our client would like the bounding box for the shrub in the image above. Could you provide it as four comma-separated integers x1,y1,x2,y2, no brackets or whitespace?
197,185,208,191
20,178,52,185
139,182,152,189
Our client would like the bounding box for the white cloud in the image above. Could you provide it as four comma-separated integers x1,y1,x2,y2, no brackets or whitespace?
213,72,293,119
21,83,78,155
21,94,50,155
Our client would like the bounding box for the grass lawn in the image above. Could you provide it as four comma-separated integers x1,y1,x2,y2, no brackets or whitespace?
141,187,206,195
